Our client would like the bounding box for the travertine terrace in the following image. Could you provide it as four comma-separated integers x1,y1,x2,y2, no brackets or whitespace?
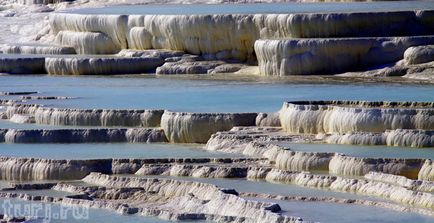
0,0,433,222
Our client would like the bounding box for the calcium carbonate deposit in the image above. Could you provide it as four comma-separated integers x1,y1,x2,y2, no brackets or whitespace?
0,0,433,222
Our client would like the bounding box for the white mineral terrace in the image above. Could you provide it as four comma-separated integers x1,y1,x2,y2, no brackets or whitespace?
0,0,433,222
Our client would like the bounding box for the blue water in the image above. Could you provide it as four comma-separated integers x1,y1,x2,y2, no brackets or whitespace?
250,198,434,223
0,198,173,223
0,143,239,159
66,1,434,15
279,143,434,159
1,75,433,112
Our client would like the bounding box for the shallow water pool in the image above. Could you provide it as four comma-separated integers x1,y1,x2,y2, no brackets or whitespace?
251,198,434,223
0,143,239,159
1,75,433,112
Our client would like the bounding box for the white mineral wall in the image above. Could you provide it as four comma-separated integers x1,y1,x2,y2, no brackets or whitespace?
45,57,164,75
161,111,257,143
255,36,434,76
0,157,111,181
248,168,434,210
419,160,434,181
364,172,434,192
265,146,333,171
49,10,434,59
329,154,424,179
0,57,45,74
403,45,434,65
55,31,120,54
325,129,434,147
50,14,128,50
135,164,249,178
6,105,164,127
83,173,297,223
1,44,76,55
2,128,168,143
279,101,434,134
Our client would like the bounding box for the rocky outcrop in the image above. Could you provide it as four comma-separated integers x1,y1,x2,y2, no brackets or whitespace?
161,111,257,143
1,128,167,143
403,45,434,65
6,104,164,127
279,101,434,134
419,160,434,181
156,61,225,75
329,154,424,179
256,36,434,76
256,112,281,127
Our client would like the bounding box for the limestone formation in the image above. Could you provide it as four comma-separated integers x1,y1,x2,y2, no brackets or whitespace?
279,101,434,134
6,104,164,127
45,56,164,75
255,36,434,76
419,160,434,181
161,111,257,143
0,57,45,74
403,45,434,65
1,128,167,143
1,44,76,54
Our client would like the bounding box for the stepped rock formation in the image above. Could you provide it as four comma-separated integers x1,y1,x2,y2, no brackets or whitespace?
6,104,164,127
0,157,111,181
279,101,434,134
364,172,434,193
325,129,434,147
82,173,300,222
0,128,167,143
48,10,434,60
247,168,434,210
161,111,257,143
45,56,164,75
0,57,45,74
135,163,249,178
329,154,424,179
255,36,434,76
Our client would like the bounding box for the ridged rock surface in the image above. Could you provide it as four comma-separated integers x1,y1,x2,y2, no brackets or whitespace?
6,105,164,127
279,101,434,134
256,36,434,76
403,45,434,65
135,164,249,178
161,111,257,143
419,160,434,181
1,44,76,55
364,172,434,192
1,128,167,143
49,10,434,59
329,154,424,179
0,57,45,74
83,173,299,223
325,129,434,147
0,157,111,181
45,57,164,75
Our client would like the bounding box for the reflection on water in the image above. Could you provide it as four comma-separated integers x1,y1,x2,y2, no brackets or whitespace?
0,143,239,159
1,75,433,112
